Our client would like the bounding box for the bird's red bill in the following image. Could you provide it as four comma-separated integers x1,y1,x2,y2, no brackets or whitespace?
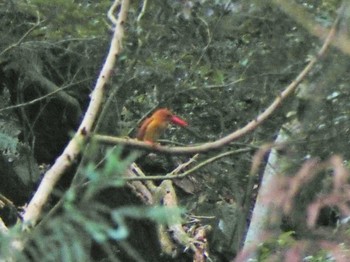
170,115,188,127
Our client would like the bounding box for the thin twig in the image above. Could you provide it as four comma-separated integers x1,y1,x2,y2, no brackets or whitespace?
0,78,91,113
123,148,252,181
167,154,199,176
137,0,149,33
0,13,45,57
195,16,212,66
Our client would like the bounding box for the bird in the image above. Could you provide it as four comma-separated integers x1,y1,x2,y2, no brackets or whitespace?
136,108,188,143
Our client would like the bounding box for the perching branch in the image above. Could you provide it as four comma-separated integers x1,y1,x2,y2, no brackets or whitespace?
93,17,337,155
22,0,130,227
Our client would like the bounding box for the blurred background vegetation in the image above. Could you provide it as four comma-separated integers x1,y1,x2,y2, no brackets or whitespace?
0,0,349,261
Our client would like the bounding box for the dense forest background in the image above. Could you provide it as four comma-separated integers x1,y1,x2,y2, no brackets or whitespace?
0,0,349,261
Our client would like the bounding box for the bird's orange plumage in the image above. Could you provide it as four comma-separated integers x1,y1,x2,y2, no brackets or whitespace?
137,108,188,143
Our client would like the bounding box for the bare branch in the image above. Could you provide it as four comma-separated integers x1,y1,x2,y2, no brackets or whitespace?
22,0,130,227
122,148,252,181
92,8,338,155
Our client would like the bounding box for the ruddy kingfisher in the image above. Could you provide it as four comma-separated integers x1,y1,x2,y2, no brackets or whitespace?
136,108,188,143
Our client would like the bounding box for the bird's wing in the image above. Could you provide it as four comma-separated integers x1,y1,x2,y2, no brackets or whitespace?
136,116,153,140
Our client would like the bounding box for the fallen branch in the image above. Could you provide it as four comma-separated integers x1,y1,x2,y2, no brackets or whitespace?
155,180,197,254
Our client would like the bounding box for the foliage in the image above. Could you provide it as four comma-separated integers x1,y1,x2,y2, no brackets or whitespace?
256,231,296,261
1,0,350,261
255,231,340,262
0,147,182,261
16,0,111,39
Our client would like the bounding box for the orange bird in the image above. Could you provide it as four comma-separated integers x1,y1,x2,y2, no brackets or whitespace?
137,108,188,143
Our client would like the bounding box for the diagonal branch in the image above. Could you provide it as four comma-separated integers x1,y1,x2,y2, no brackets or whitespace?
93,14,337,155
22,0,130,227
